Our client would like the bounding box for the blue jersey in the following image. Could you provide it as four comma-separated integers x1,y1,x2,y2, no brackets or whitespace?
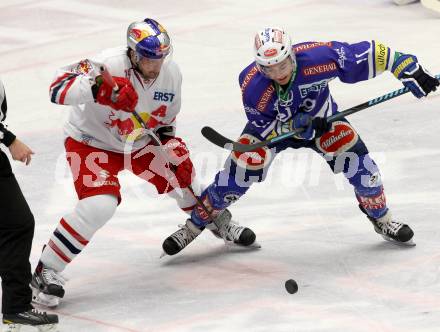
239,40,395,139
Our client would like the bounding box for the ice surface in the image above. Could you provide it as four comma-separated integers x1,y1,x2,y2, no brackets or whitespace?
1,0,439,331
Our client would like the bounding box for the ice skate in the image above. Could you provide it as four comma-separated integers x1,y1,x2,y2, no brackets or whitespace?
206,209,259,248
2,309,59,332
162,218,203,256
364,209,415,247
162,209,259,256
31,262,66,308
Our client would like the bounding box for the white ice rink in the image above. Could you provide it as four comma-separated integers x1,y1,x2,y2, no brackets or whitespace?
1,0,440,331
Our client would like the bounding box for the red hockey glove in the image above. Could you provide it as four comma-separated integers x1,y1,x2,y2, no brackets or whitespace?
96,76,138,112
162,137,194,188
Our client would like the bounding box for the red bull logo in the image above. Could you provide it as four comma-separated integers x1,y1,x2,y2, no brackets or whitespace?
130,28,143,41
106,117,135,136
105,109,168,138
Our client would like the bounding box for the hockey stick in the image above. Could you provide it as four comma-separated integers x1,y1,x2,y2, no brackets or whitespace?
202,74,440,153
139,128,237,241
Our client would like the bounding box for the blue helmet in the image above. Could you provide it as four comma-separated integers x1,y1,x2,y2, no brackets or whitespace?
127,18,171,59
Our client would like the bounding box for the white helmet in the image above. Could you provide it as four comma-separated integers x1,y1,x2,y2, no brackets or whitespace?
254,27,293,66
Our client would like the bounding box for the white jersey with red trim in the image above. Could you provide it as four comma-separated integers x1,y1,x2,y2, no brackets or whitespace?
49,46,182,153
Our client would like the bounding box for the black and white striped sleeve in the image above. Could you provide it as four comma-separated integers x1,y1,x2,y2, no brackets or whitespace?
0,79,16,147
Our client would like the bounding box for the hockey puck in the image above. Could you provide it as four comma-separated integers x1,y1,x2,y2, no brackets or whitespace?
285,279,298,294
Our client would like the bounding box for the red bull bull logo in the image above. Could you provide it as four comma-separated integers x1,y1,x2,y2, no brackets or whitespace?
105,109,168,139
107,118,135,136
130,28,142,40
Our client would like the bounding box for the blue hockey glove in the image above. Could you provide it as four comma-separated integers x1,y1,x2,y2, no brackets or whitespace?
292,113,330,140
392,54,439,98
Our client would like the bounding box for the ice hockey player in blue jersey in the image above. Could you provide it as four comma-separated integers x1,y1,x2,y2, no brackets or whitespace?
162,27,439,254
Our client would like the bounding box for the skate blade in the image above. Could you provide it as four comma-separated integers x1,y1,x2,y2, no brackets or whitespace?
381,235,416,247
32,288,60,308
225,240,262,250
1,323,58,332
37,324,59,332
2,323,21,332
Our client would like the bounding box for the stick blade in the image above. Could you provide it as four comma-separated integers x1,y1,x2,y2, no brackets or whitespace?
201,126,269,152
201,126,234,150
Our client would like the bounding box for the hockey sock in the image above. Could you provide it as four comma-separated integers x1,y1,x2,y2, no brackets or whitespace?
40,194,118,271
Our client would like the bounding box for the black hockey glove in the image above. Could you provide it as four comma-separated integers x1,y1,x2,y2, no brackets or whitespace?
291,113,331,140
401,65,439,97
312,117,331,138
392,54,439,98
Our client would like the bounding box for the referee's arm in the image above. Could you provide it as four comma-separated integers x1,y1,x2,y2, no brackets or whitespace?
0,80,16,147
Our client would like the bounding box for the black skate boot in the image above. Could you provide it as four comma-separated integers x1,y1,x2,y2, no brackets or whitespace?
162,219,203,255
31,262,66,308
206,209,257,247
2,308,59,332
360,206,415,246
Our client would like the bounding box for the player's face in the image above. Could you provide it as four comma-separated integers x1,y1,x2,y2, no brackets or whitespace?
137,56,165,80
260,57,295,85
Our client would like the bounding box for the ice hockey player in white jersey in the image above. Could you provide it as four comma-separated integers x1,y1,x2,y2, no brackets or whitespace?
31,18,256,308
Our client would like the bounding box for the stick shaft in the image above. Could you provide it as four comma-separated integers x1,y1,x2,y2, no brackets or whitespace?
203,74,440,151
